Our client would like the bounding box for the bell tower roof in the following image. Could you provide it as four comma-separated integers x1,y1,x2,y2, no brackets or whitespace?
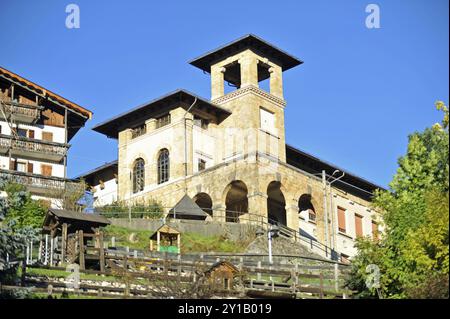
189,34,303,85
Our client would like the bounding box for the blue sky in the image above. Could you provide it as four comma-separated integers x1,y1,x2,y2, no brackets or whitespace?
0,0,448,188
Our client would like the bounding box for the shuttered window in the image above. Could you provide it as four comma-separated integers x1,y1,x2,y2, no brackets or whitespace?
42,131,53,142
260,107,276,135
372,221,379,240
27,162,34,174
338,207,346,233
355,214,363,237
28,130,35,139
41,164,52,176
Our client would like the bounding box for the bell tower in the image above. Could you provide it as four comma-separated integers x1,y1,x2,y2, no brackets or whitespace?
189,34,302,163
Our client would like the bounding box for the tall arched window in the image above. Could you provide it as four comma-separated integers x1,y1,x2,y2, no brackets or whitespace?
133,158,145,193
157,149,170,184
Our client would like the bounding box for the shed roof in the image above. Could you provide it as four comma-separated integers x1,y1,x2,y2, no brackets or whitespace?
149,224,180,240
44,208,110,227
168,194,208,218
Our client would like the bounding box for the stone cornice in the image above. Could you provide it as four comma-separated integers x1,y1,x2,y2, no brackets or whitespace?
212,85,286,107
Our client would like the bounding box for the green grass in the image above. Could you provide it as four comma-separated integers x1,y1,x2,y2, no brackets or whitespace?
103,225,248,253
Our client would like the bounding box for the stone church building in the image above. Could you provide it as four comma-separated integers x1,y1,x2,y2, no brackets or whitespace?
92,35,383,258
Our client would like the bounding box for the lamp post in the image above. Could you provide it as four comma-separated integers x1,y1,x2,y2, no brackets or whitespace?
327,170,345,253
268,224,279,264
256,225,279,265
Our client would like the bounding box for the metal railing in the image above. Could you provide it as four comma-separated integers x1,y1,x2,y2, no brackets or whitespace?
0,134,69,157
96,207,343,262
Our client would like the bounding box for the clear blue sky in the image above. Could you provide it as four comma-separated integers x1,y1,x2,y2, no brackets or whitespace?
0,0,448,188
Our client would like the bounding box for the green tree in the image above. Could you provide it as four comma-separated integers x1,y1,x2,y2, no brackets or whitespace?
0,178,39,297
2,182,46,229
347,101,449,299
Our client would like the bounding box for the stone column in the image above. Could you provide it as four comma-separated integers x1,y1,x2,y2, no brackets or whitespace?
211,66,226,100
247,192,268,224
285,204,299,232
145,118,157,132
212,203,226,223
239,55,259,88
269,65,283,99
118,128,133,201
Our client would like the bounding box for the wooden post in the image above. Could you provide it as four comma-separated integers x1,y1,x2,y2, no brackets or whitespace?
177,233,181,254
20,260,26,287
319,272,324,299
78,230,85,270
61,223,67,264
156,231,160,252
29,240,33,264
44,235,48,265
50,236,54,266
257,261,261,281
38,240,42,263
150,239,153,251
99,231,105,273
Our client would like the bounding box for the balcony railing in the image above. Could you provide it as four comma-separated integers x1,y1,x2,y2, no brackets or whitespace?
0,169,82,196
0,134,69,163
0,98,42,124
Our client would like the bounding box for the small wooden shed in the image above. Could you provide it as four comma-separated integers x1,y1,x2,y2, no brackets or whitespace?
41,209,110,270
204,260,239,290
149,224,181,253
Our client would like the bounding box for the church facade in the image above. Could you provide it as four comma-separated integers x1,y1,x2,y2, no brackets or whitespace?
92,35,383,259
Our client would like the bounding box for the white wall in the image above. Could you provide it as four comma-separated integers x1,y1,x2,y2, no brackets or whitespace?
331,193,381,258
193,125,216,172
92,178,118,206
0,121,66,143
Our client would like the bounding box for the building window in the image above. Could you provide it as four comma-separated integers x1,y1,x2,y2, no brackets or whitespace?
157,149,169,184
198,158,206,171
16,162,27,173
133,158,145,193
156,114,171,129
338,206,346,233
131,125,146,139
17,128,28,138
42,131,54,142
194,116,209,130
259,107,276,135
372,221,379,240
355,214,363,237
308,209,316,223
41,164,52,176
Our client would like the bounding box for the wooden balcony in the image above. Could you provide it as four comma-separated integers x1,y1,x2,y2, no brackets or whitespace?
0,169,82,197
0,98,43,124
0,134,69,163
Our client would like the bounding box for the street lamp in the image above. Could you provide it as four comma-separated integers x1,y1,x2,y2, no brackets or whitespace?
267,224,279,264
255,225,279,264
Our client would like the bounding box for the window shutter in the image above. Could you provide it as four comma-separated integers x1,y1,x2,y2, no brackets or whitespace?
372,221,379,240
355,214,363,237
9,159,16,170
28,130,35,139
42,131,53,142
41,164,52,177
27,162,34,174
338,207,346,233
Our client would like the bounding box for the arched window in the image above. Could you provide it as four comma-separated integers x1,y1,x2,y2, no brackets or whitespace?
158,149,169,184
133,158,145,193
